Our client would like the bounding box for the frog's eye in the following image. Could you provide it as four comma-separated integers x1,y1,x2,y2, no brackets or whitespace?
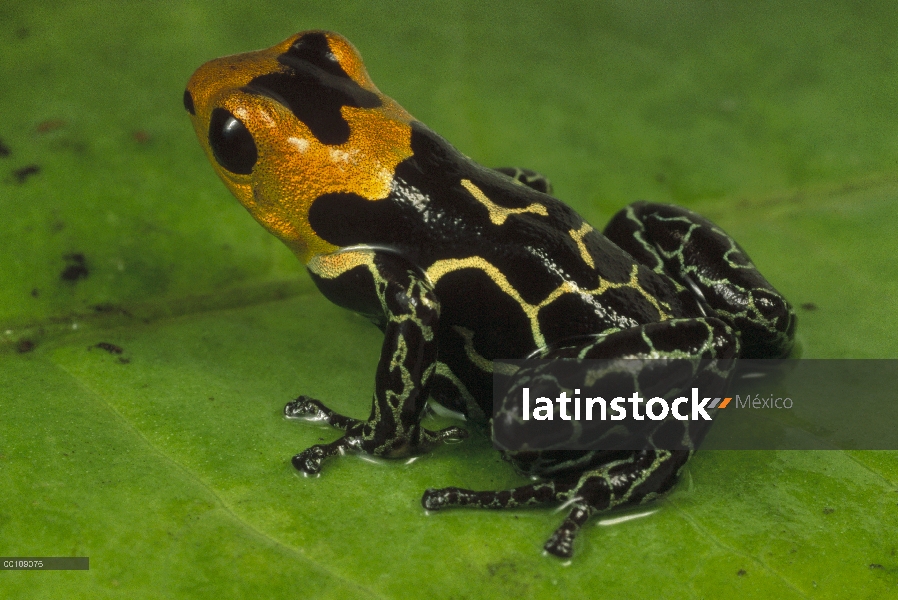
208,108,257,174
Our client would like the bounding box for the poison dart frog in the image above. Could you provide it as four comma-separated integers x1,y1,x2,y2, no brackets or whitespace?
184,30,795,558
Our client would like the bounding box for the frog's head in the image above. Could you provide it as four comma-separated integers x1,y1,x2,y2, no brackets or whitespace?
184,31,414,262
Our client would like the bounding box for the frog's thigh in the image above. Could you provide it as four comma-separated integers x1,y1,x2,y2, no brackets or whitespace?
493,167,553,195
603,201,795,358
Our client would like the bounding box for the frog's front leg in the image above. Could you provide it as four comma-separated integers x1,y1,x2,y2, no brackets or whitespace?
291,250,467,475
424,318,737,557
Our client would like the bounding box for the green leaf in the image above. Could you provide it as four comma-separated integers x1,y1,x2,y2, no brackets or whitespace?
2,1,896,598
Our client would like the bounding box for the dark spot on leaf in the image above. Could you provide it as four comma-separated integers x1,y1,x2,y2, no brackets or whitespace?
133,130,151,144
91,303,133,317
823,507,834,514
117,357,130,365
36,119,65,134
16,27,29,39
30,288,39,298
737,569,747,577
13,164,40,184
801,302,818,311
486,561,518,577
61,253,88,282
93,342,124,355
0,138,10,157
869,564,884,570
16,339,35,353
208,397,215,401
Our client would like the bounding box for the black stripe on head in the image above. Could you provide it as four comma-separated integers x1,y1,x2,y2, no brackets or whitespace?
243,32,381,145
279,32,351,80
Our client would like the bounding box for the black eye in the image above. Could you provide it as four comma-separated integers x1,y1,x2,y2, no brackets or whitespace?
208,108,257,174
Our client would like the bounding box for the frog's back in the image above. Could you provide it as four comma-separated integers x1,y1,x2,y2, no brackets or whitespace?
307,122,700,406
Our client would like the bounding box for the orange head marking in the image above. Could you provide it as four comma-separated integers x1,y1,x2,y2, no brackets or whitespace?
184,31,414,263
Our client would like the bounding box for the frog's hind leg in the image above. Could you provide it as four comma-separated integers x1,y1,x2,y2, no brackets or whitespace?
425,318,736,557
494,167,553,195
603,201,796,358
284,396,362,431
423,448,690,558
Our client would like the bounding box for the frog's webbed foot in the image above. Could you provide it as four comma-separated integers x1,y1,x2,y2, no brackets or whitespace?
423,448,689,558
284,395,362,431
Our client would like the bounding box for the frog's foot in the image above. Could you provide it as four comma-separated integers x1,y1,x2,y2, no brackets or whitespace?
292,437,363,475
284,395,361,431
421,478,584,557
293,424,469,475
494,167,553,195
423,449,689,558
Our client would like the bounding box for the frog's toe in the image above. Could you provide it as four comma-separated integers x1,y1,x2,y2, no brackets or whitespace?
292,446,326,474
543,532,574,558
421,487,453,510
